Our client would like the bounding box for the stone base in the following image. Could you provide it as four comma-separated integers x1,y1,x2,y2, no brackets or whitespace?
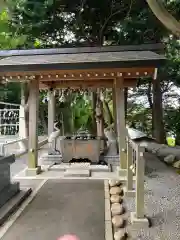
130,212,149,228
40,154,62,165
64,169,90,177
25,166,41,176
116,167,127,177
0,183,20,209
123,187,136,197
0,188,32,226
48,150,61,155
49,164,110,175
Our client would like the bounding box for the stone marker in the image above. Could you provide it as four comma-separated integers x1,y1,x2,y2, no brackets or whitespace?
114,229,127,240
173,160,180,168
163,154,175,164
110,186,123,195
109,180,122,187
110,195,123,204
111,203,125,216
112,215,124,228
0,155,20,209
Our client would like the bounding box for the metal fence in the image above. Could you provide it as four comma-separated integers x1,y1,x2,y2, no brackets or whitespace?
0,102,20,136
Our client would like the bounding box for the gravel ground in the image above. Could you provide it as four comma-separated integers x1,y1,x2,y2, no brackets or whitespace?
126,152,180,240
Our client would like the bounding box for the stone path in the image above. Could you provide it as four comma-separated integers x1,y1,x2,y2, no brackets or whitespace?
1,179,105,240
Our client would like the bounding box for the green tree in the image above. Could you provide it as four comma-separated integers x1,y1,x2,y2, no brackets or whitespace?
0,8,27,104
0,9,26,49
2,0,180,142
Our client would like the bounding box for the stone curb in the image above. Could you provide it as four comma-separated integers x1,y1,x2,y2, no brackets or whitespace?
104,180,113,240
108,180,128,240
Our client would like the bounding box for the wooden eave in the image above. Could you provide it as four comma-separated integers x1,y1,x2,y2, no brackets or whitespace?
0,67,155,88
0,45,165,88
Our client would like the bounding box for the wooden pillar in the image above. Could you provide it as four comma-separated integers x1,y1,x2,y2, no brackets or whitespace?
26,79,40,176
18,83,28,151
48,89,56,153
115,78,127,175
48,89,55,136
112,87,117,135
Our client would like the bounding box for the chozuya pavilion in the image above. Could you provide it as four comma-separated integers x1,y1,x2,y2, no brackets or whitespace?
0,44,165,177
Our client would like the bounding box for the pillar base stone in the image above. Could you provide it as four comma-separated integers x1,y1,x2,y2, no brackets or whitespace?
130,212,149,228
26,166,41,176
116,167,127,177
123,187,136,197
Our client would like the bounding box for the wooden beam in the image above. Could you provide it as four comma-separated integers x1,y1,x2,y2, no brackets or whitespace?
123,78,138,87
39,78,138,89
0,67,155,80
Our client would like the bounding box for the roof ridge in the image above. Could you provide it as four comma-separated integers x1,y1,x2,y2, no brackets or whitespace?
0,43,164,57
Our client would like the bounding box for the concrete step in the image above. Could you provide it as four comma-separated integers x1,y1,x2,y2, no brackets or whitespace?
64,169,90,177
49,163,110,172
0,188,32,226
90,165,110,172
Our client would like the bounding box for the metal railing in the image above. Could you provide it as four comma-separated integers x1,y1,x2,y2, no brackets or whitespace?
0,137,48,157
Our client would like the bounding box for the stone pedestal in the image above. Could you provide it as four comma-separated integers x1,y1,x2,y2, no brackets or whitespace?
39,153,62,165
0,155,20,209
130,212,149,228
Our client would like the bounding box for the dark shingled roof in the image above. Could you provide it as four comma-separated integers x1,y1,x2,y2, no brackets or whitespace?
0,45,166,73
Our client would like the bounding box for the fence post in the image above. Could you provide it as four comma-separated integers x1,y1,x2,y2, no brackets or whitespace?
131,145,149,227
124,137,135,197
127,139,133,190
135,145,145,218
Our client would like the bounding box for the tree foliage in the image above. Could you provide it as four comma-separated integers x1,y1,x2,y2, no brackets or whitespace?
0,0,180,142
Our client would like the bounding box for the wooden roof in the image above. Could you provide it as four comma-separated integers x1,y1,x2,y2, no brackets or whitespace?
0,44,165,88
0,46,165,72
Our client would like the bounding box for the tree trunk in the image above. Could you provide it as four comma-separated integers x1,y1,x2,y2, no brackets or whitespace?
96,89,104,137
152,78,166,143
146,82,153,110
103,99,113,126
146,0,180,36
146,82,154,134
39,106,48,134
